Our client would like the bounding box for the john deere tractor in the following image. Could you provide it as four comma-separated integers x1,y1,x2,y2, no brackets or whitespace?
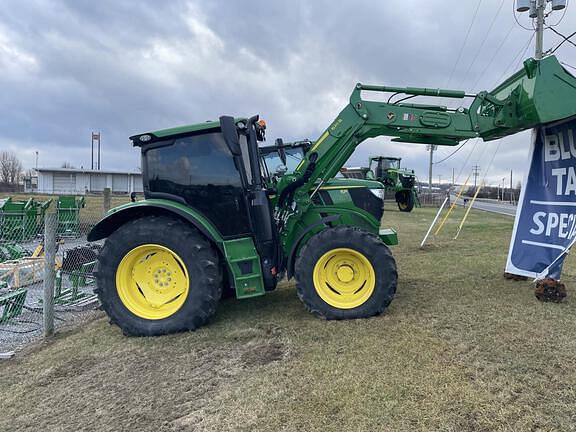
89,56,576,335
342,157,420,212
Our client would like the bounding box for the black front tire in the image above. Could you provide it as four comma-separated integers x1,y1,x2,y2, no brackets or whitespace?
396,190,414,212
295,226,397,320
95,215,222,336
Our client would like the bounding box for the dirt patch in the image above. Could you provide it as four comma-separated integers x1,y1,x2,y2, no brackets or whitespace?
240,341,285,366
535,278,567,303
39,356,99,382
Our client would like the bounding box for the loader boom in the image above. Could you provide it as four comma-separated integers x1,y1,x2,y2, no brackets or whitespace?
277,55,576,211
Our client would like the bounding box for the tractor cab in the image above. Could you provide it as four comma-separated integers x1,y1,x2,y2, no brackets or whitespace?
259,139,312,184
369,157,401,184
130,116,279,292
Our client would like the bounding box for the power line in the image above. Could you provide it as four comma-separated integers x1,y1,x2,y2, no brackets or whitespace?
471,22,517,91
493,32,535,86
547,27,576,53
433,140,470,165
480,139,505,185
545,0,570,27
513,0,535,31
456,0,507,89
453,138,480,185
443,0,484,89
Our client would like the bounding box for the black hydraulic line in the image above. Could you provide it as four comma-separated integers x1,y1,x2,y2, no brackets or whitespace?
390,94,417,105
433,140,470,165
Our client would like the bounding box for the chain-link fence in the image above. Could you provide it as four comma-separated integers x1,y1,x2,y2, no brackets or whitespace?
419,192,449,207
0,191,128,353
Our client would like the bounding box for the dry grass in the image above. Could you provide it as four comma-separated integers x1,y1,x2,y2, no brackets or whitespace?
2,207,576,431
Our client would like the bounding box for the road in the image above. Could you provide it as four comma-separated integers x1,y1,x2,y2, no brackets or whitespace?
452,196,518,217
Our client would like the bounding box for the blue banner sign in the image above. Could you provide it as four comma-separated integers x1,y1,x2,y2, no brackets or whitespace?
506,117,576,279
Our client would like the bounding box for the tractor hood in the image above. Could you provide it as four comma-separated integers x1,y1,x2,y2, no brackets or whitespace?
318,178,383,190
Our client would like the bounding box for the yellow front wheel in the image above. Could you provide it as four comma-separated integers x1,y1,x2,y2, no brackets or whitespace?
296,226,397,320
313,248,376,309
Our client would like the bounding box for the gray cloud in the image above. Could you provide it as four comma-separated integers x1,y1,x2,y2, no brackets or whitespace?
0,0,574,185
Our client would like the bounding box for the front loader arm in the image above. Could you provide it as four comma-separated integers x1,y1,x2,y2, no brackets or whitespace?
276,55,576,210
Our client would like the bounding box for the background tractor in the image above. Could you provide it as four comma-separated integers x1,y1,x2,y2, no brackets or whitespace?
88,55,576,336
341,157,420,212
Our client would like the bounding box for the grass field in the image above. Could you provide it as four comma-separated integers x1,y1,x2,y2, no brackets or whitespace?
2,207,576,431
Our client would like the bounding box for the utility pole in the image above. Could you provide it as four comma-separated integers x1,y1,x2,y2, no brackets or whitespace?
510,170,513,204
438,174,442,186
517,0,566,59
427,145,437,191
472,165,480,188
535,0,545,60
452,168,455,186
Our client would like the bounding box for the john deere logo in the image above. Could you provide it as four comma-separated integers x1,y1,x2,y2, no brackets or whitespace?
387,112,396,121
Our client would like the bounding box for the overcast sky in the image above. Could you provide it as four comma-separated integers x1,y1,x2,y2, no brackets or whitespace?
1,0,575,185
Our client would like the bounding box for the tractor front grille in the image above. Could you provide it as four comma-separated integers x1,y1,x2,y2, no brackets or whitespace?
348,188,384,221
400,174,415,189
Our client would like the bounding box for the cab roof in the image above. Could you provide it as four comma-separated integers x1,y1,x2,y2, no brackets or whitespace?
130,120,221,145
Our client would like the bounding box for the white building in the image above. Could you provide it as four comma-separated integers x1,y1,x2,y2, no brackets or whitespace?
36,168,143,194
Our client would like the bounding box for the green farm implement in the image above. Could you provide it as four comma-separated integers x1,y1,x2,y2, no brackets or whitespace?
57,195,85,237
0,289,27,324
88,55,576,336
0,197,51,241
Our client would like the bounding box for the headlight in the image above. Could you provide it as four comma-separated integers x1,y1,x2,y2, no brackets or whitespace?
369,188,384,199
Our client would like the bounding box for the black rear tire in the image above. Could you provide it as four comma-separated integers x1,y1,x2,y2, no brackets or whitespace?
94,215,222,336
295,226,397,320
396,190,414,212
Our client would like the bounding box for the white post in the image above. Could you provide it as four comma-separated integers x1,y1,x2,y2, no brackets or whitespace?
420,196,449,248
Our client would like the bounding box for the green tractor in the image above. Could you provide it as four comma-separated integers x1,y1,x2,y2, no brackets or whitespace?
342,157,420,212
88,55,576,336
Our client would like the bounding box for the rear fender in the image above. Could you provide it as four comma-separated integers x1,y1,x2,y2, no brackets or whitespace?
87,199,224,250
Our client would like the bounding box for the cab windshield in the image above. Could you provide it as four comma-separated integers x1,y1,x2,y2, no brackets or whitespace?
261,146,306,177
371,158,400,172
284,148,305,173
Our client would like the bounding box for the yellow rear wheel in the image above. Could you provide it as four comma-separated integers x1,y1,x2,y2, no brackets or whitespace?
116,244,190,320
313,248,375,309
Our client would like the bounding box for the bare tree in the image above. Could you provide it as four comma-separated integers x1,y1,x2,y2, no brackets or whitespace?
61,161,76,169
0,151,23,185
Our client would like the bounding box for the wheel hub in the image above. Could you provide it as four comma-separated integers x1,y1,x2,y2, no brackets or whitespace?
116,244,189,319
336,265,355,283
152,267,173,290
